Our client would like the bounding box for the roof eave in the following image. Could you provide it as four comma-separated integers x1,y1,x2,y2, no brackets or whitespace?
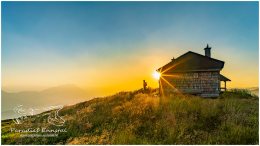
161,69,222,73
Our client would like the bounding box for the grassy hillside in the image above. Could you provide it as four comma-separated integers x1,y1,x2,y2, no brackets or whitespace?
1,89,258,144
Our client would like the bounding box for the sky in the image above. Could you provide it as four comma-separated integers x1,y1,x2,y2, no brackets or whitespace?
2,2,259,95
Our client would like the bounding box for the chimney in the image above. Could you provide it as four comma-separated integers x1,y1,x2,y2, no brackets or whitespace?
204,44,211,57
171,57,175,61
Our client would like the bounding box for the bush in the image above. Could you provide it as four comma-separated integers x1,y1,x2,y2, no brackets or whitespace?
220,89,258,99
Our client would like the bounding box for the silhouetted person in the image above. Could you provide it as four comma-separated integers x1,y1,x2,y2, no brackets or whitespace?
143,80,147,91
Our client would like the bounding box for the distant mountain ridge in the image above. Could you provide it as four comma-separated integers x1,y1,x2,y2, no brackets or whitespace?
247,87,259,96
2,84,93,120
2,86,259,120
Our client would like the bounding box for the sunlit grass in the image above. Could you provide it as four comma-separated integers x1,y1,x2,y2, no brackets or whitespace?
1,89,258,144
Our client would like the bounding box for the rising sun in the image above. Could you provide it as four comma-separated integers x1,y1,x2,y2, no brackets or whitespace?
152,71,161,80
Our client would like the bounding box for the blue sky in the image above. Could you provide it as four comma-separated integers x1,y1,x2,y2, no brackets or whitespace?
2,2,259,92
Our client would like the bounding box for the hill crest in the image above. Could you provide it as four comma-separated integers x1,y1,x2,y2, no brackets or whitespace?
1,89,258,144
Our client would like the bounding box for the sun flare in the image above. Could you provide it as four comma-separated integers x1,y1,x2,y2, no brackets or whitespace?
152,71,161,80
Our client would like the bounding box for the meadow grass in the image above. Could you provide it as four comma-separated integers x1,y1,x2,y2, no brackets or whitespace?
1,89,258,144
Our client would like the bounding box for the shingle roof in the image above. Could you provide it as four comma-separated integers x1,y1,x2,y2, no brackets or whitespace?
157,51,225,73
220,74,231,81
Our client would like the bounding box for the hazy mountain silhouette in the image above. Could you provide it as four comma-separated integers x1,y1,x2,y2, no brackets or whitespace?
247,87,259,96
2,84,93,120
